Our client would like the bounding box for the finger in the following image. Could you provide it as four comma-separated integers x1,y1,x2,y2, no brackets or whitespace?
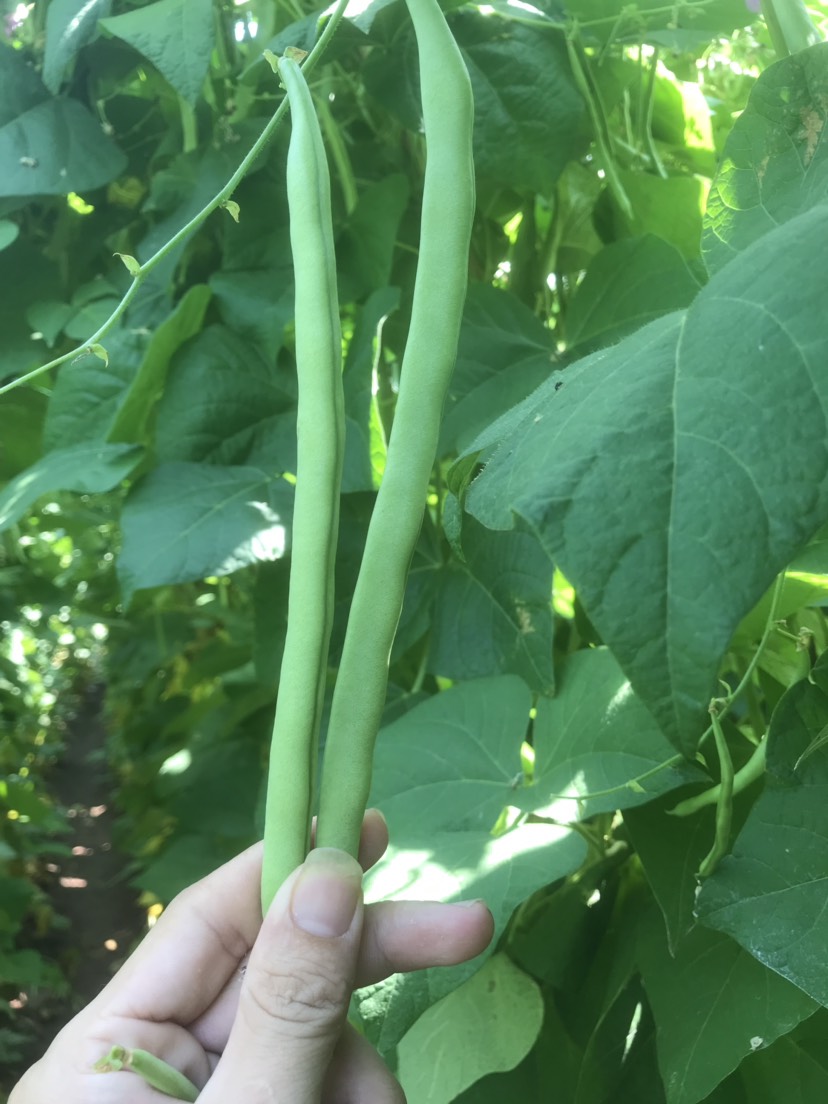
356,898,494,985
198,849,363,1104
188,898,493,1053
94,811,388,1025
323,1025,405,1104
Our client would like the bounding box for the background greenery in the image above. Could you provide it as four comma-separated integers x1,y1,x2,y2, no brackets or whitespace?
3,0,828,1099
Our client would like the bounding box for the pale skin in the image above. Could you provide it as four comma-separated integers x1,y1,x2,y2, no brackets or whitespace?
11,810,494,1103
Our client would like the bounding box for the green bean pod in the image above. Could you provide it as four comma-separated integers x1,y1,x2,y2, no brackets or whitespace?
317,0,474,855
94,1045,198,1101
261,55,345,911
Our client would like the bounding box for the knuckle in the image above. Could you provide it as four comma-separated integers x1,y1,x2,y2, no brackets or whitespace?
243,952,350,1037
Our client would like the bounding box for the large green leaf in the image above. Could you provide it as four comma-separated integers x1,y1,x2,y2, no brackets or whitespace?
118,462,293,599
356,677,587,1058
43,0,111,92
518,649,702,820
566,235,702,353
0,98,127,197
696,654,828,1006
461,205,828,754
396,954,544,1104
101,0,214,102
0,443,142,531
704,44,828,275
638,909,817,1104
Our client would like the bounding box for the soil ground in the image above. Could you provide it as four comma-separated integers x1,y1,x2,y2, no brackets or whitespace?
1,684,145,1097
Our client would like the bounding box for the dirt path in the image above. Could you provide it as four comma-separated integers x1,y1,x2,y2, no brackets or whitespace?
2,684,145,1095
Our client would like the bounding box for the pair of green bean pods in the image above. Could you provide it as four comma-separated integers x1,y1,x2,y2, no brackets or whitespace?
96,0,474,1093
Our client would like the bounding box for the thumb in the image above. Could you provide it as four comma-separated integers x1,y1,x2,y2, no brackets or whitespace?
200,848,364,1104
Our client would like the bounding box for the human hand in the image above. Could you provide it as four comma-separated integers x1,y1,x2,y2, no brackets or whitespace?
10,810,493,1103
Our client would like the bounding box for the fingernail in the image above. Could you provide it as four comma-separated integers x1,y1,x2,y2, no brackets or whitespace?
291,848,363,937
454,898,486,909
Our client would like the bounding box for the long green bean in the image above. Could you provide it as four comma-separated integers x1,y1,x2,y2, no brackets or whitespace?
261,53,345,912
316,0,475,855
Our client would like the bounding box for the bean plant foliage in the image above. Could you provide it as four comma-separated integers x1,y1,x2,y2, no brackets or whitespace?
3,0,828,1097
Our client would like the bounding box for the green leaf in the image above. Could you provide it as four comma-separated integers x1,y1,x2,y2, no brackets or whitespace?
336,174,410,302
738,1011,828,1103
625,792,717,954
462,205,828,754
563,0,753,40
341,288,398,493
118,462,293,599
370,675,531,832
429,517,555,694
0,390,47,481
518,649,702,821
566,235,702,353
0,220,19,252
459,15,589,194
101,0,215,103
107,284,212,444
0,241,60,381
605,171,706,261
0,99,127,197
0,443,142,531
704,44,828,274
154,325,297,472
397,954,544,1104
359,821,585,1059
440,285,557,458
357,677,587,1058
208,272,293,362
114,252,141,277
364,14,588,195
43,0,111,93
0,44,48,124
696,653,828,1006
43,330,147,450
26,300,73,347
638,908,817,1104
